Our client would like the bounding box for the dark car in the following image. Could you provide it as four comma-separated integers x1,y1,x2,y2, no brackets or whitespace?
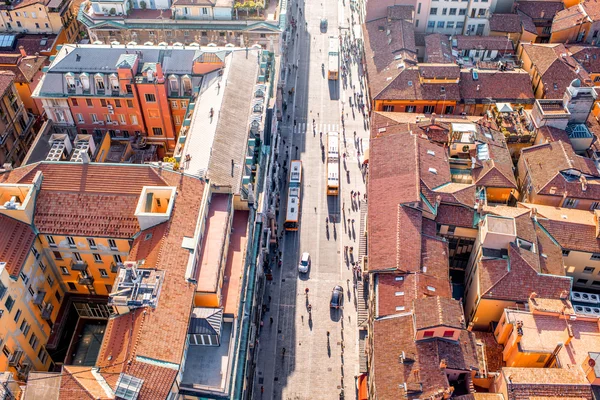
320,18,328,32
330,285,344,309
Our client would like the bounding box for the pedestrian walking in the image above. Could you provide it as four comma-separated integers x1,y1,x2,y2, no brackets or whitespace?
350,190,354,196
268,295,272,303
270,316,274,324
261,386,265,394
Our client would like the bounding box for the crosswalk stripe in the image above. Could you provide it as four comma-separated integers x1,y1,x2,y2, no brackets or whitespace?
292,123,342,135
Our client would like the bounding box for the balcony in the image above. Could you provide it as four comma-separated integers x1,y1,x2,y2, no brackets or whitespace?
33,291,46,306
70,259,88,271
110,262,122,273
8,350,23,367
41,303,54,321
78,275,95,286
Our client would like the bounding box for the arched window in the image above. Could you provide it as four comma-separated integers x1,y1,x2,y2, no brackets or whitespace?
79,73,89,91
65,73,75,90
95,73,105,91
182,75,192,94
168,75,178,93
109,74,119,90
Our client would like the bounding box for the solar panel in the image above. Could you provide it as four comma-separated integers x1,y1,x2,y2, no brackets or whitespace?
0,34,16,49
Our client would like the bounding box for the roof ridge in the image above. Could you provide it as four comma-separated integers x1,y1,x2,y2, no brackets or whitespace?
479,260,511,298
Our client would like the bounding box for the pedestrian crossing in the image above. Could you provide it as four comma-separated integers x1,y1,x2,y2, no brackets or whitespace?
292,123,340,135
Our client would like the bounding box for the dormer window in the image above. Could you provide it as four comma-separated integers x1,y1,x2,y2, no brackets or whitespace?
79,73,90,91
169,75,178,93
516,238,535,253
95,73,105,92
182,75,192,94
65,73,75,90
109,74,119,91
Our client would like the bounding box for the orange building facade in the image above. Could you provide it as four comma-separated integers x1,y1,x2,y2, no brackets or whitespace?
34,44,224,155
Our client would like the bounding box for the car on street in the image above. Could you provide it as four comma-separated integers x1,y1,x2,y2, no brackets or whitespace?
298,252,311,273
320,18,328,32
330,285,344,308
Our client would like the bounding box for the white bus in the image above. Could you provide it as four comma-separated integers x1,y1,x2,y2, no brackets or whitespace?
285,160,302,230
326,132,339,195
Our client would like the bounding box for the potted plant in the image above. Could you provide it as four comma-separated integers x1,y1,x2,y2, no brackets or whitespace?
140,1,146,9
109,7,116,14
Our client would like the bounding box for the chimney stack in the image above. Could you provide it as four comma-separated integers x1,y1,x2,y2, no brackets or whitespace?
19,45,26,57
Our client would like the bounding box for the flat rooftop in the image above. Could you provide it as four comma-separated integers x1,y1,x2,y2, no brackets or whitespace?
221,210,248,317
180,321,233,392
197,193,230,293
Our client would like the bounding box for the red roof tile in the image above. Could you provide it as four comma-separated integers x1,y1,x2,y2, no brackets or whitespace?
435,203,475,228
414,296,465,330
455,35,514,51
516,1,564,20
424,34,454,64
459,70,534,103
489,13,523,33
0,214,35,277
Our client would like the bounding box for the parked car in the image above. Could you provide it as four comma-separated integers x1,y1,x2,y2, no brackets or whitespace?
330,285,344,309
298,252,311,273
320,18,328,32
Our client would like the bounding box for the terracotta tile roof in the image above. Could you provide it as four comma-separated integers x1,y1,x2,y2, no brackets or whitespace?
499,367,591,397
459,69,534,103
518,10,538,33
372,314,481,399
489,13,523,33
435,203,475,228
454,394,504,400
520,43,590,98
568,44,600,74
552,3,588,33
582,0,600,20
0,214,35,278
362,16,417,99
522,203,600,253
473,331,505,373
387,4,414,20
418,64,460,79
516,1,564,20
377,67,461,101
368,119,453,272
59,366,111,400
424,33,453,64
433,183,476,207
0,71,16,96
455,35,514,51
414,296,465,330
520,140,600,200
536,125,571,143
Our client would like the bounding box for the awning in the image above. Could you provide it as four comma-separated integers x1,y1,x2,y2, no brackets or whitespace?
358,374,368,400
496,102,513,113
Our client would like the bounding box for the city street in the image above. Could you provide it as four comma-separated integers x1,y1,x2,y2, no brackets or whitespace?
252,0,369,397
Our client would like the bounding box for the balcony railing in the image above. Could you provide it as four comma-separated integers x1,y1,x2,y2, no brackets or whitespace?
110,262,122,273
41,304,54,321
70,259,88,271
33,291,46,306
78,275,95,286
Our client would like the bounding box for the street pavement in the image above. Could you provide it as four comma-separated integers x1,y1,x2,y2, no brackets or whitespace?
252,0,369,397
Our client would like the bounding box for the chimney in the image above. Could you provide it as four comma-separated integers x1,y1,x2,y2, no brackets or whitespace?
515,320,524,342
581,176,588,192
476,84,480,91
530,292,538,300
540,9,545,18
155,62,165,83
439,359,447,369
19,45,26,57
467,322,474,331
565,324,574,346
560,289,569,300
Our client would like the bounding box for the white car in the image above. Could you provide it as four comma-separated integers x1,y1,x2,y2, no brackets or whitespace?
298,252,311,273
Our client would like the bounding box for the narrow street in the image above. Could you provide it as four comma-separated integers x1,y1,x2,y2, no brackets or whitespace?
252,0,369,397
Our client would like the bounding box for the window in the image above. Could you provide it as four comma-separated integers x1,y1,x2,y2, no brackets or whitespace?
113,254,122,263
447,21,454,28
45,23,49,28
100,269,108,278
110,74,119,91
29,333,38,351
405,105,416,113
584,266,595,274
423,331,434,337
171,100,178,109
152,127,163,136
38,347,48,364
47,275,54,287
127,99,134,108
437,21,445,28
202,7,208,14
19,272,29,285
383,105,394,112
93,254,102,263
71,98,78,107
181,100,187,108
577,278,588,285
68,282,77,291
91,114,98,123
16,21,21,28
424,105,435,113
169,76,178,93
457,21,464,28
459,8,466,15
86,98,93,107
2,347,10,358
39,262,46,272
100,99,107,107
442,7,447,14
73,252,82,262
20,319,30,336
13,309,21,323
108,239,117,250
76,113,84,123
53,251,62,260
416,19,419,27
95,75,105,91
478,8,486,15
60,267,69,275
174,115,181,125
536,354,547,363
5,296,14,312
46,235,56,246
106,114,112,123
145,93,156,102
87,238,96,249
443,330,454,337
67,236,76,247
417,2,421,13
115,99,121,108
449,8,456,14
80,74,90,91
131,115,138,125
28,286,34,297
105,284,113,292
593,281,600,287
32,248,39,259
430,7,437,14
445,105,454,114
516,238,535,252
592,253,600,260
591,201,600,210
